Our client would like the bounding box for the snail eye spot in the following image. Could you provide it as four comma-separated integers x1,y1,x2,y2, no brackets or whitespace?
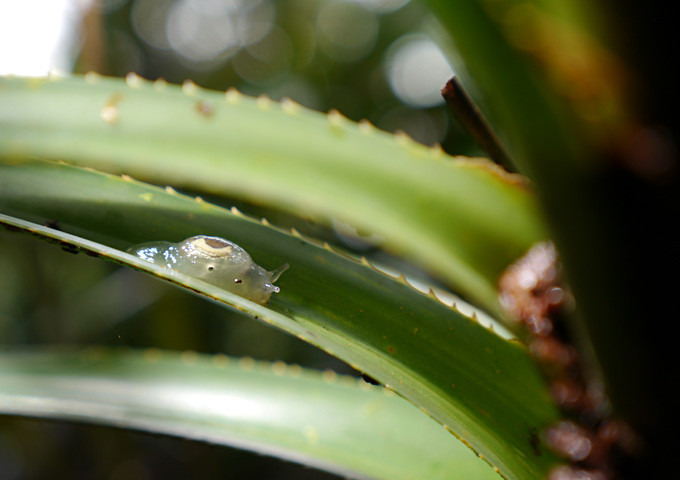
205,237,230,249
234,278,243,284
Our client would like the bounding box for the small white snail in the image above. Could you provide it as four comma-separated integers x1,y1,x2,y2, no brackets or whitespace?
128,235,288,305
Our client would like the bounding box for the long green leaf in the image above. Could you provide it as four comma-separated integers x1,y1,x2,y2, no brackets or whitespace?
0,74,548,315
0,159,562,479
0,348,499,480
422,0,679,445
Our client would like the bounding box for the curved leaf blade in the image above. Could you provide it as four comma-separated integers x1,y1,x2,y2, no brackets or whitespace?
0,160,562,479
0,348,500,480
0,74,549,315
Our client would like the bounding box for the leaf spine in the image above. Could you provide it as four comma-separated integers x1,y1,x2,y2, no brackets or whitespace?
280,97,301,115
225,87,241,104
394,129,412,147
143,348,162,363
182,79,198,96
327,109,346,128
358,119,375,135
125,72,143,88
212,353,229,367
430,143,444,157
180,350,198,365
239,356,255,370
154,78,167,91
84,71,100,83
271,360,287,376
322,369,338,383
48,69,68,80
256,94,272,110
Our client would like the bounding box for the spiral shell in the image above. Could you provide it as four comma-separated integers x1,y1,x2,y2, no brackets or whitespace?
128,235,288,305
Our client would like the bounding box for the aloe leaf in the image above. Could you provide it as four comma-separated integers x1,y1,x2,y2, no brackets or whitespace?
0,160,561,479
421,0,587,170
421,1,680,452
0,348,500,480
0,74,549,315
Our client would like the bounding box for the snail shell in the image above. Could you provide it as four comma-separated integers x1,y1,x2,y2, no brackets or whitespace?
128,235,288,305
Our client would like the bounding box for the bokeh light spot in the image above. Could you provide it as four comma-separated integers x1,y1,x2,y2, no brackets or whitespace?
166,0,239,65
233,25,293,86
131,0,174,50
385,35,454,108
353,0,410,14
317,1,378,63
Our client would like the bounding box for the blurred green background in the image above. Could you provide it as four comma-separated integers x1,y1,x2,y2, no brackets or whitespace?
0,0,485,478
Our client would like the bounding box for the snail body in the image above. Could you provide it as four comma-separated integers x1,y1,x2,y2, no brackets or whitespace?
128,235,288,305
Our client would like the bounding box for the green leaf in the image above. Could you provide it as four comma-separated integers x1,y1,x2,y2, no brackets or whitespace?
421,0,587,172
0,74,549,316
421,0,676,440
0,348,500,480
0,159,562,480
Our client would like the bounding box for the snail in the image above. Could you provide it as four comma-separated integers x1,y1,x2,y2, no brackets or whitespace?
128,235,288,305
